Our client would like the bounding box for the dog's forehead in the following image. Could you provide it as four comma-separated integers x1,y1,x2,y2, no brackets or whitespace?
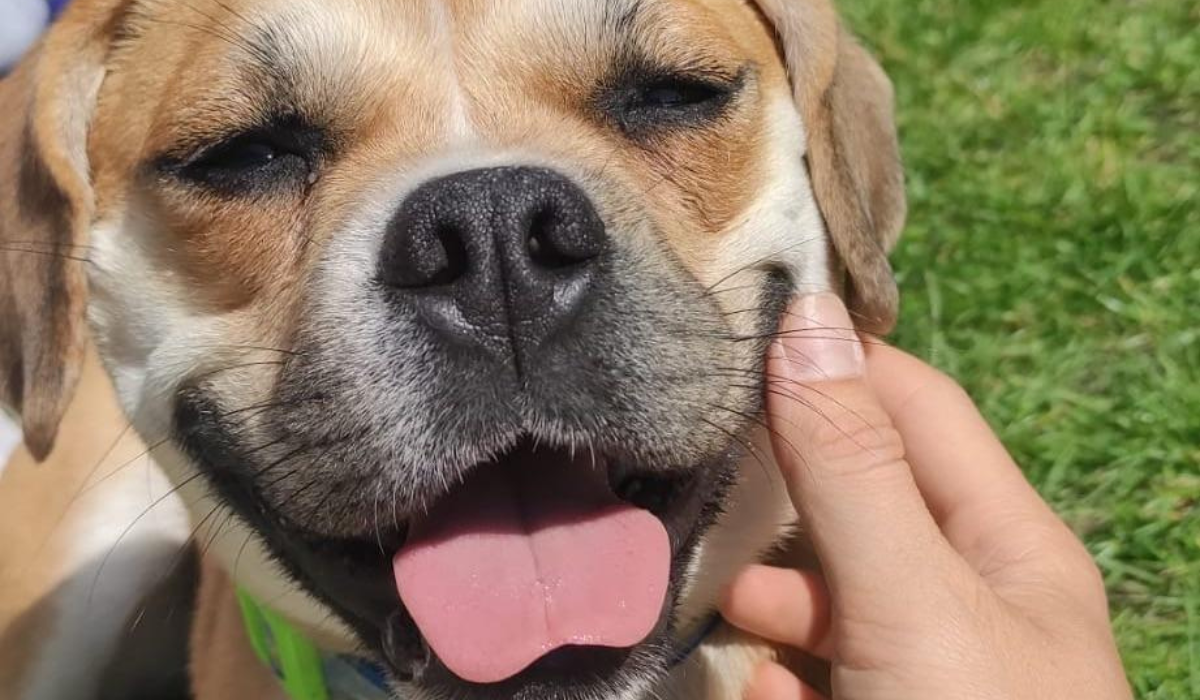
94,0,787,188
212,0,772,57
131,0,781,112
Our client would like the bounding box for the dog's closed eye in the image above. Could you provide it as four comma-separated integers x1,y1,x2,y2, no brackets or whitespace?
193,138,291,174
598,65,747,138
634,77,728,111
158,116,326,196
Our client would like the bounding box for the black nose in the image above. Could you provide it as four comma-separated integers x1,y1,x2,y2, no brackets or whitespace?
378,166,608,370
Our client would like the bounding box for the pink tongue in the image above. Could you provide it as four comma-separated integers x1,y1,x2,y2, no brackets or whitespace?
392,452,670,684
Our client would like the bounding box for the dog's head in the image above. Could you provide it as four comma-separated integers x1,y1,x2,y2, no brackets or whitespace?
0,0,903,697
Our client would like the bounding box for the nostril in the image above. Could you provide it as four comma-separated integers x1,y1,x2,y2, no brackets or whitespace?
429,223,469,287
526,205,603,270
527,208,575,270
383,219,470,290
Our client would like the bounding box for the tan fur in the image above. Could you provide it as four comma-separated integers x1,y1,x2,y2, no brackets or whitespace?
753,0,907,333
189,558,286,700
0,1,902,697
0,593,57,698
0,348,160,695
0,32,87,460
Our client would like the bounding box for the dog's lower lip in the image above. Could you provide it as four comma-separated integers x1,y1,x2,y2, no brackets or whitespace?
292,523,409,566
383,608,430,682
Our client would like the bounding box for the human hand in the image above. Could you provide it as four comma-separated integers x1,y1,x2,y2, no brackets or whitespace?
720,294,1132,700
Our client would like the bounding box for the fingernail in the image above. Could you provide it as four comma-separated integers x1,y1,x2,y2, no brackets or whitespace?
776,293,865,382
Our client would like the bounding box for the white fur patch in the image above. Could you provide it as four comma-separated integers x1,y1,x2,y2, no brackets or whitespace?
704,94,829,296
0,413,18,475
87,211,358,644
15,425,191,700
428,1,474,140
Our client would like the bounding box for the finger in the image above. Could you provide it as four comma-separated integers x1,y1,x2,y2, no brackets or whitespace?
766,294,961,608
744,662,828,700
861,343,1081,570
720,565,833,659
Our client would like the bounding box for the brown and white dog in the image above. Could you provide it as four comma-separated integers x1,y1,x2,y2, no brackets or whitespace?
0,0,905,698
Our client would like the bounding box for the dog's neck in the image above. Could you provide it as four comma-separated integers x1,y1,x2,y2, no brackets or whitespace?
236,586,726,700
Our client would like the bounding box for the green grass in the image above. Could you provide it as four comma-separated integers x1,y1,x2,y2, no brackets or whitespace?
841,0,1199,697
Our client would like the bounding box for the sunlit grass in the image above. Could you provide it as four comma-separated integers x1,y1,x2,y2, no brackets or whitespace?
843,0,1199,696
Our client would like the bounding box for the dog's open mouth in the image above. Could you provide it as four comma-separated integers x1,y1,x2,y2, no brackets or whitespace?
177,381,734,694
395,439,682,683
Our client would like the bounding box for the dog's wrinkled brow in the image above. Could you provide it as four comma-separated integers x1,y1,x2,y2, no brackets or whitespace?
234,20,297,92
605,0,646,33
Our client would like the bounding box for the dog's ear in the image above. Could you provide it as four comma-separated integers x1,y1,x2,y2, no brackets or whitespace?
0,1,129,460
754,0,906,334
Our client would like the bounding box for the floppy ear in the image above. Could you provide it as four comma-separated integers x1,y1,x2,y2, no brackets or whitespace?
754,0,907,334
0,1,128,460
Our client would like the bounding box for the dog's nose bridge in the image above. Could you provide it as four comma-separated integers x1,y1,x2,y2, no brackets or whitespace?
377,166,608,372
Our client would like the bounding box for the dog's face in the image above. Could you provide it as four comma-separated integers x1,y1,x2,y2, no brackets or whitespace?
0,0,903,697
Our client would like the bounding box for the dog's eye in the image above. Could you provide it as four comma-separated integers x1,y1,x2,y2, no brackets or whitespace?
195,139,285,172
182,133,309,191
635,79,726,111
602,71,741,136
166,120,323,195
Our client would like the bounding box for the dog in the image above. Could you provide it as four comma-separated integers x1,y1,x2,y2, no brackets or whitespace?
0,0,905,698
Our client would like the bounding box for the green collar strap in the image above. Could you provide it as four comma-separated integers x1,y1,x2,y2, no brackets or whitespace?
237,589,392,700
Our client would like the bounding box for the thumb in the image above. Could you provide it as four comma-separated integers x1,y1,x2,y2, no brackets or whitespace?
767,294,958,611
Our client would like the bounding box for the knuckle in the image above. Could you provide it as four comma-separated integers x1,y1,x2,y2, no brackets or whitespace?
1034,530,1109,600
1015,531,1112,619
807,414,906,472
892,361,971,412
1066,553,1110,612
927,367,970,399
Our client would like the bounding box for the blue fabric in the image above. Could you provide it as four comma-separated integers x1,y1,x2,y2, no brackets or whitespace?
1,0,54,72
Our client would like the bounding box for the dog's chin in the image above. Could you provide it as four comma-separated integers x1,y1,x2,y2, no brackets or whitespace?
174,399,739,699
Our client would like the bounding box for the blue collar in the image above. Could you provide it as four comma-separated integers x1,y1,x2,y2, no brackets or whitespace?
239,589,722,700
668,613,725,667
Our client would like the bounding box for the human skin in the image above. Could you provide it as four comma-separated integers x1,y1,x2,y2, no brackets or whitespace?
720,294,1132,700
